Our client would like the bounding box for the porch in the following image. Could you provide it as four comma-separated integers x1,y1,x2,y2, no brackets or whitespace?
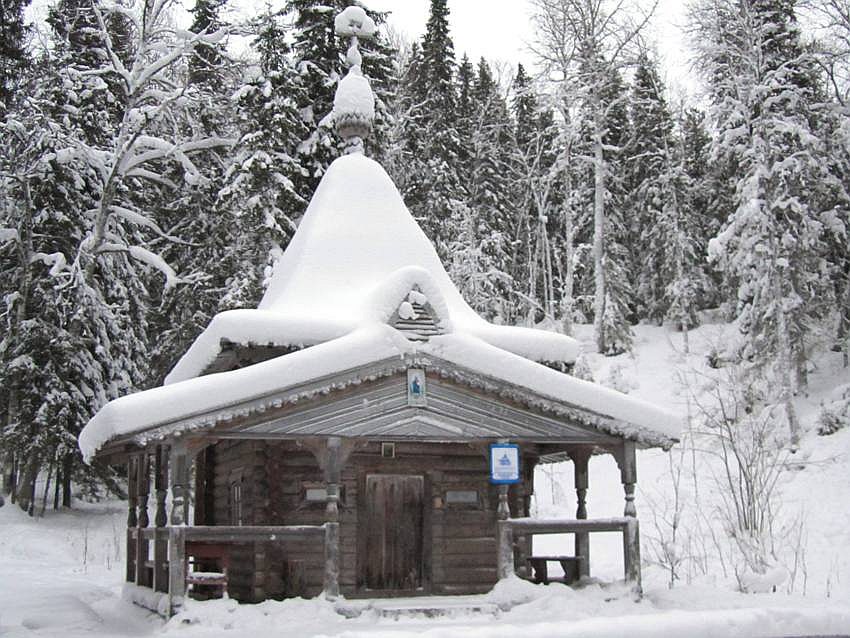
121,436,642,616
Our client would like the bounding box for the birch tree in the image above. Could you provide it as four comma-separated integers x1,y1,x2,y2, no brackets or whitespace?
530,0,656,354
1,0,234,509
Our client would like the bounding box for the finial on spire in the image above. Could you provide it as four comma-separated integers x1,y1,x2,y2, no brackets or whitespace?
332,6,377,155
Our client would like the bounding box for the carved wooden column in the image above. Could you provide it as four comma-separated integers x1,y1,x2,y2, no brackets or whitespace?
323,437,342,600
136,452,151,587
153,445,169,593
618,441,637,518
570,448,591,578
126,456,138,583
169,442,189,526
614,441,641,593
167,443,189,615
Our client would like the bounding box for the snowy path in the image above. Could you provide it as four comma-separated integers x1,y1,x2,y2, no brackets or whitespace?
0,503,156,637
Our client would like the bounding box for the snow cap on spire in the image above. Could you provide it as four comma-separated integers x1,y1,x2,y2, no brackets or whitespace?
332,6,376,154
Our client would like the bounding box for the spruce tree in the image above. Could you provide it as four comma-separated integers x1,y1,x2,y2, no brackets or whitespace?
627,53,675,323
403,0,462,253
693,0,841,442
0,0,31,108
189,0,228,85
447,58,514,321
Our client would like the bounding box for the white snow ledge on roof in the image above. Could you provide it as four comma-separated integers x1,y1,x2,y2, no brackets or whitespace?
81,324,680,463
165,266,579,385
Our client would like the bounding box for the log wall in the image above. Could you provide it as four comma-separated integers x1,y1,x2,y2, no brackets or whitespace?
208,438,537,600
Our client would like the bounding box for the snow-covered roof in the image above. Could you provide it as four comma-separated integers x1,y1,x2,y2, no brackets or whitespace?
79,323,680,462
79,38,682,461
166,154,579,384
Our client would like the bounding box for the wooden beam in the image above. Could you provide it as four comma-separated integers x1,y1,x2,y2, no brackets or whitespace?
169,443,189,526
153,446,169,593
569,448,592,578
136,453,151,587
126,456,138,583
497,521,514,580
322,437,342,600
167,527,186,616
623,518,642,595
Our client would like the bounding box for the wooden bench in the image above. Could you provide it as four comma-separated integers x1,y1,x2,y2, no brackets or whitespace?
527,556,582,585
185,542,229,599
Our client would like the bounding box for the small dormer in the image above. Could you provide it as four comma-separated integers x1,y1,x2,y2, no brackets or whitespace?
390,287,445,342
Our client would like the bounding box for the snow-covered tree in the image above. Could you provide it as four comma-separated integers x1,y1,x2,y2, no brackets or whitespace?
188,0,228,85
509,64,565,327
627,53,674,322
447,58,515,321
403,0,462,254
1,0,234,508
692,0,844,443
0,0,31,108
530,0,653,354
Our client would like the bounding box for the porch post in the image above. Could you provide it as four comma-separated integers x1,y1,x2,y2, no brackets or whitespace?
136,452,151,587
323,437,341,600
153,445,169,593
496,485,514,579
126,456,138,583
167,526,186,616
616,441,641,593
570,448,591,578
619,441,637,518
169,442,189,526
166,442,189,614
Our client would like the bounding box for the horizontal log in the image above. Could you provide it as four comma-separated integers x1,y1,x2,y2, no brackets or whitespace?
434,566,497,583
436,584,494,595
178,525,325,542
433,523,496,538
504,517,631,535
432,554,495,568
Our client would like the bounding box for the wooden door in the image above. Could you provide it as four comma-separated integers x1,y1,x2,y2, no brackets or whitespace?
363,474,424,591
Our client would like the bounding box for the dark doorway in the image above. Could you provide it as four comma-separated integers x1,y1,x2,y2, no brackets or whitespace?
362,474,424,591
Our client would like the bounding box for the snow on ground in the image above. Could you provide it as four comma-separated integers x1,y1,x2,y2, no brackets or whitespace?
0,499,155,637
3,323,850,637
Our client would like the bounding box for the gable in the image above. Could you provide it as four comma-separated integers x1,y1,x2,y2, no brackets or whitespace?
205,369,623,445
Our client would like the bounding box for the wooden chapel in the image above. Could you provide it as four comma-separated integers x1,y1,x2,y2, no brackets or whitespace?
79,5,679,617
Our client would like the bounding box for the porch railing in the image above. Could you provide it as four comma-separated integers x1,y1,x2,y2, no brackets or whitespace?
497,517,641,592
127,523,334,616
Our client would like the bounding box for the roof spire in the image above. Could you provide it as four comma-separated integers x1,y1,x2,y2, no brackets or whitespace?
332,6,377,155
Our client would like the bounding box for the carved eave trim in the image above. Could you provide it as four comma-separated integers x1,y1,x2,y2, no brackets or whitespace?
110,352,674,453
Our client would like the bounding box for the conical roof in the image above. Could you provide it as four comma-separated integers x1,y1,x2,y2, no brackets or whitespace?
166,154,579,384
258,153,479,324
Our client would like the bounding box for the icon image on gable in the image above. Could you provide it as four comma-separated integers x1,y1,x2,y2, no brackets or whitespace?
407,368,427,406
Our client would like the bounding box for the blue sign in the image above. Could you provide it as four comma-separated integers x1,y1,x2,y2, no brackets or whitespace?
489,443,520,484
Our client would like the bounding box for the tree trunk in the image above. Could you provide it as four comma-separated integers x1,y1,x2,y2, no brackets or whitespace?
592,106,607,353
40,462,53,517
16,456,40,516
54,467,61,510
561,143,576,336
775,262,800,448
62,454,73,508
6,179,35,511
2,455,16,498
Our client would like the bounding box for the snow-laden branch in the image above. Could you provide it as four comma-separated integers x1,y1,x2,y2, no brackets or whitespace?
98,241,180,289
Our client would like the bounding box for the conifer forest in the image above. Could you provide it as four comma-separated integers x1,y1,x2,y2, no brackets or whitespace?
1,0,849,514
